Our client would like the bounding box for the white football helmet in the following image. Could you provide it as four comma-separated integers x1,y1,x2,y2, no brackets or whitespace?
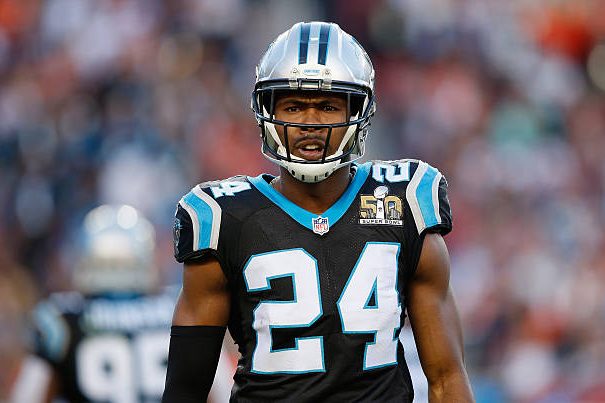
72,204,157,294
252,21,376,183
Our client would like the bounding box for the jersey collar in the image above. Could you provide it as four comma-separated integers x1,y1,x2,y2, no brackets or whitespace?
248,162,371,233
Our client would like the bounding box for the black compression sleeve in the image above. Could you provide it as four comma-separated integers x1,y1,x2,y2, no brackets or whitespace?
162,325,226,403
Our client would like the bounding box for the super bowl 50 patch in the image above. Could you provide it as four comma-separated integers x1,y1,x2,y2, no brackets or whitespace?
359,186,403,226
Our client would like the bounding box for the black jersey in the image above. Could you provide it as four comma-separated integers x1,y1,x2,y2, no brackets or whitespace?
174,160,452,403
32,288,177,403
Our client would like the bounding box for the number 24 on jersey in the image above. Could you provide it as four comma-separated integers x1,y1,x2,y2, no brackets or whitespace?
244,242,402,374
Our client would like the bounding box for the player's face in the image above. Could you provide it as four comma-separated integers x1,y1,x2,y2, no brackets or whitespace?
273,92,349,161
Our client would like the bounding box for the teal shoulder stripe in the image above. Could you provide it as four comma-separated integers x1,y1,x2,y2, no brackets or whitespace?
180,186,222,250
406,162,443,234
416,166,440,228
249,162,371,232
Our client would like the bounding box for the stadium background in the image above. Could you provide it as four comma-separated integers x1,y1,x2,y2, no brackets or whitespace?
1,0,604,402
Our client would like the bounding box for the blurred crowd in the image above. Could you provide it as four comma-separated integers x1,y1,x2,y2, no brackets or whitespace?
0,0,604,402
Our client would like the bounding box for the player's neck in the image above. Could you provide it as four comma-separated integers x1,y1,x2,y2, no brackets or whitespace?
273,166,352,214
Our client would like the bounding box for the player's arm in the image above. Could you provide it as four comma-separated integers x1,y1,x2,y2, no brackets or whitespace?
162,256,230,403
406,233,474,402
13,295,73,403
42,370,61,403
9,355,59,403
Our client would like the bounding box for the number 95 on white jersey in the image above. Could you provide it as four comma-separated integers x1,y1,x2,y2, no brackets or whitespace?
76,331,169,403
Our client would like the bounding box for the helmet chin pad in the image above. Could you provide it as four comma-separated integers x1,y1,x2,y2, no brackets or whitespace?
285,158,342,183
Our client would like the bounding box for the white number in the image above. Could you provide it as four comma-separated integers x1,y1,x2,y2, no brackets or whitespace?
372,162,410,183
76,331,169,402
245,243,400,374
210,182,251,198
77,336,135,403
337,243,401,369
244,249,324,374
135,332,170,397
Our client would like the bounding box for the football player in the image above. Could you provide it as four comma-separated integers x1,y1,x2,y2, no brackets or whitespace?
24,205,177,403
164,22,473,402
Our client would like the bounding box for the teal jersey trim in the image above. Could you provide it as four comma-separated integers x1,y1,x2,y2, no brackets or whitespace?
182,191,214,250
248,162,371,232
416,165,440,228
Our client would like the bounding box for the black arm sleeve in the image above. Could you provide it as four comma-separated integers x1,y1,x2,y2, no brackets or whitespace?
162,325,226,403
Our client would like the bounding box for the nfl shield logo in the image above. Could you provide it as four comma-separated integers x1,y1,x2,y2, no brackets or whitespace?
312,216,329,235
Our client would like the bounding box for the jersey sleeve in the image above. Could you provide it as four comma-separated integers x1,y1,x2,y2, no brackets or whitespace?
405,161,452,236
174,185,223,263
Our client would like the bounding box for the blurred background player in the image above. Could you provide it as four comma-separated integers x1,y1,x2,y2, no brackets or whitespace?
17,204,177,403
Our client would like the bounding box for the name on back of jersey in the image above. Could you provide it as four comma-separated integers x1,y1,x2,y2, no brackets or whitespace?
81,295,174,332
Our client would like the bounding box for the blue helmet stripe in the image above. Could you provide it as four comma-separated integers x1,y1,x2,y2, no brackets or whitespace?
298,23,311,64
318,23,331,65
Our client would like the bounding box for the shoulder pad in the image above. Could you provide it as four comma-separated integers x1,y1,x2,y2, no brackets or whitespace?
405,160,452,235
175,185,222,261
32,297,71,362
174,177,254,263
